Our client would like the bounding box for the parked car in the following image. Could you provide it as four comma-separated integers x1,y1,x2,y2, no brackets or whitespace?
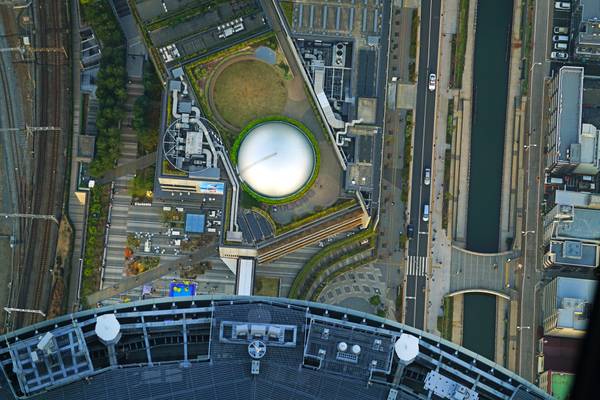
554,2,571,10
424,168,431,186
553,35,569,42
554,42,568,50
422,204,429,222
553,26,569,34
551,51,569,60
407,224,415,238
428,73,436,91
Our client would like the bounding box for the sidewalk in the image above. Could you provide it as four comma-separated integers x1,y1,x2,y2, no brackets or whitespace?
449,0,477,246
498,0,525,252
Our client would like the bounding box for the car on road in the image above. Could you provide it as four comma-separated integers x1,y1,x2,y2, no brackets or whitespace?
554,42,568,50
553,35,569,42
422,204,429,222
551,51,569,60
554,2,571,10
553,26,569,34
424,168,431,186
407,224,414,238
428,73,436,91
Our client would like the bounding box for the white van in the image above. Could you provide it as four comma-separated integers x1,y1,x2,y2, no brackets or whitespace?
422,204,430,222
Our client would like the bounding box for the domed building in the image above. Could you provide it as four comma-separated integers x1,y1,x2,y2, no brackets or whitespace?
235,119,318,201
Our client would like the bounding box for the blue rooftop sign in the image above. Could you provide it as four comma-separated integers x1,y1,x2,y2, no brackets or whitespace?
185,213,205,233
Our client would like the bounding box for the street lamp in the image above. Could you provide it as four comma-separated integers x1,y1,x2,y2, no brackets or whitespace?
522,230,536,235
529,61,542,74
524,144,537,150
517,326,531,330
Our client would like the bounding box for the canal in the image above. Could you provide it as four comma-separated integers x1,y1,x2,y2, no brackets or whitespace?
466,0,514,253
463,0,513,360
463,293,496,360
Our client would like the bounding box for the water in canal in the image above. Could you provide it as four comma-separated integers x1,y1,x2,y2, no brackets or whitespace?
462,293,496,360
463,0,513,360
466,0,514,253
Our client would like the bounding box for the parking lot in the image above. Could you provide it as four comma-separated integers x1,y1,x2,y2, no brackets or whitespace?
549,2,573,63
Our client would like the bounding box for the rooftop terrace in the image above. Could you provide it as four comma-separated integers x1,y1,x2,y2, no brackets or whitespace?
0,297,550,400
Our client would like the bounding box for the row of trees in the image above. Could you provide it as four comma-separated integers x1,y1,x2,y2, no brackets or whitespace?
81,0,128,176
81,185,110,298
132,63,162,154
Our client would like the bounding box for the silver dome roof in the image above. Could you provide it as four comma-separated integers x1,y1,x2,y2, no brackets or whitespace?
237,121,315,198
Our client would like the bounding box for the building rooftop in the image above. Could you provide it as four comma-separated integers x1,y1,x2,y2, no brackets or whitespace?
555,207,600,241
556,67,584,163
0,297,551,400
554,190,592,207
549,240,598,267
553,277,597,331
555,276,597,301
237,121,316,199
580,0,600,21
577,20,600,49
541,336,581,373
549,372,575,400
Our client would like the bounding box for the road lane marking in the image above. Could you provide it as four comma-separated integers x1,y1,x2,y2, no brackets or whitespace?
407,256,428,276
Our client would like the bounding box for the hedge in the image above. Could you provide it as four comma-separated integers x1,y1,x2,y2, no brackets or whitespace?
288,228,376,299
230,116,321,205
305,250,377,301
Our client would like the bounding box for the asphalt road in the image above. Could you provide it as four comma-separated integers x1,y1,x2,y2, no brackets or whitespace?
519,0,551,383
404,0,441,330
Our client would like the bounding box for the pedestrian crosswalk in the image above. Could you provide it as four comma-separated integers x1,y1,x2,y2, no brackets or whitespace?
407,256,428,276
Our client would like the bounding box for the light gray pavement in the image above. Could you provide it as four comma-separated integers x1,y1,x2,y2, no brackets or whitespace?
257,243,329,297
88,242,219,305
305,248,375,300
316,263,388,315
449,0,477,245
449,247,517,295
498,0,525,253
424,0,458,335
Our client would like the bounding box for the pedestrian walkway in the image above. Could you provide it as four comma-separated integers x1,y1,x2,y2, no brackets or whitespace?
407,256,427,276
66,0,87,312
95,152,156,185
100,79,144,291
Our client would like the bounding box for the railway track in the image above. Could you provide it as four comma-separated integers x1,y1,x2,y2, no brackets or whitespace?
12,0,68,328
0,16,32,333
